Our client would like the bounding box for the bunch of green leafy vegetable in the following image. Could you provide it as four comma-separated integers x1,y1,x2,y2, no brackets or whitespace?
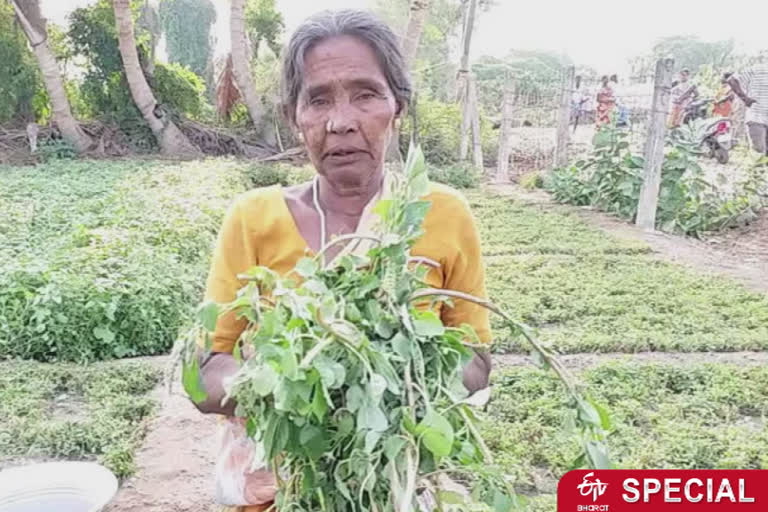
179,145,611,511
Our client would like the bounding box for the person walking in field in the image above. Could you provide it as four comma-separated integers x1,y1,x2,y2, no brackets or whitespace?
595,75,616,128
668,68,698,128
713,72,735,118
728,63,768,156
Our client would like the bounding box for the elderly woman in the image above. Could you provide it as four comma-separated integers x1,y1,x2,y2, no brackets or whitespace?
195,9,492,512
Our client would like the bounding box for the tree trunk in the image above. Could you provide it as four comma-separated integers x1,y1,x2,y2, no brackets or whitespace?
459,0,477,75
11,0,92,153
457,0,478,162
401,0,430,68
113,0,199,156
230,0,276,146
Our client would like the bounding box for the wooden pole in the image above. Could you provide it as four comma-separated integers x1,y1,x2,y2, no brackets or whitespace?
459,78,470,161
496,78,515,182
469,76,483,170
554,66,575,169
636,58,675,231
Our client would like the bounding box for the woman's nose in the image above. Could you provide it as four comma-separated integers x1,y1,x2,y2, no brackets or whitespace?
327,102,357,134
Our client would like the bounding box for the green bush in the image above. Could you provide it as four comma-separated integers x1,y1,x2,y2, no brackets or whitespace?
0,3,45,123
241,162,315,188
546,126,765,236
153,62,209,120
427,162,480,189
401,96,461,165
0,159,245,362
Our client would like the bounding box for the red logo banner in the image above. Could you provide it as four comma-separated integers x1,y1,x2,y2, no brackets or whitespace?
558,470,768,511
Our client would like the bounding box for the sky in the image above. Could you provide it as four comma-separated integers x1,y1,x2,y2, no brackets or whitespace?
42,0,767,76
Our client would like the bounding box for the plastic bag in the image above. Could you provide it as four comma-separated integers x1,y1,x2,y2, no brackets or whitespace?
213,416,276,506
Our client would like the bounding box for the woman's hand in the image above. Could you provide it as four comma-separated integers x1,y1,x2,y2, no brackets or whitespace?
194,352,240,416
462,349,492,394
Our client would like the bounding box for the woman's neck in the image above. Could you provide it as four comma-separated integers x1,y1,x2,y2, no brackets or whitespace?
316,169,384,217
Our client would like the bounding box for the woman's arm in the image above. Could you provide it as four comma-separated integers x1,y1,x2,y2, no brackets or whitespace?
194,352,239,415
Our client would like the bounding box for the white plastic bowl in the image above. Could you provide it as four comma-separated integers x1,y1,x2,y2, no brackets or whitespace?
0,461,118,512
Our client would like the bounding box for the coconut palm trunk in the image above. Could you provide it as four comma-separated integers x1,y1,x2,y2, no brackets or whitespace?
230,0,276,146
113,0,199,156
401,0,430,68
10,0,92,153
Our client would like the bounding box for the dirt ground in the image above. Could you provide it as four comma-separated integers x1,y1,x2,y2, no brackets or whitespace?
105,373,218,512
105,184,768,512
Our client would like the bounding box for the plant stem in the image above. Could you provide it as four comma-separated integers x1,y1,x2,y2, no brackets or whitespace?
313,234,382,266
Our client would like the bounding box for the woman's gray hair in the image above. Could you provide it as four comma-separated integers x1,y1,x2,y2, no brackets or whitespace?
281,9,412,124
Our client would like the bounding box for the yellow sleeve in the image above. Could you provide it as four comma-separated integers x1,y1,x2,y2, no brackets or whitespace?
439,196,492,344
203,196,257,353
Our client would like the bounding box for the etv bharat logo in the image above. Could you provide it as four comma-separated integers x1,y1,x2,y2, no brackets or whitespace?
578,472,609,502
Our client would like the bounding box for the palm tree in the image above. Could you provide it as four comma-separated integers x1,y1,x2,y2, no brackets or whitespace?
401,0,430,68
113,0,198,156
10,0,92,153
231,0,275,145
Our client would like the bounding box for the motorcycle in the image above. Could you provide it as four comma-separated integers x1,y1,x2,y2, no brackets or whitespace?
675,99,732,164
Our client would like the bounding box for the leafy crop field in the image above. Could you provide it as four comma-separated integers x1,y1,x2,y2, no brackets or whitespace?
0,360,159,477
469,192,768,353
2,159,767,501
484,361,768,508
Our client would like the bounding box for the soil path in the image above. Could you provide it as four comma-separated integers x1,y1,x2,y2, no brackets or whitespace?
105,370,218,512
489,184,768,294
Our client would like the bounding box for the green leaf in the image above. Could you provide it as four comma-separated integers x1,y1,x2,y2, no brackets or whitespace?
493,489,514,512
372,199,394,219
390,332,412,360
346,385,366,412
588,396,612,431
198,301,220,332
418,409,454,458
402,200,431,228
358,404,389,432
336,411,355,437
413,310,445,337
310,382,329,422
368,373,387,402
586,440,613,469
295,257,318,278
93,325,114,343
383,436,407,461
369,352,401,394
364,430,382,453
577,398,602,428
439,490,467,505
250,364,279,397
181,357,207,404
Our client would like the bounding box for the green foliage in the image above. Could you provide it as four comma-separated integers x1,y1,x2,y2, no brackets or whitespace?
375,0,464,101
486,361,768,502
0,3,45,124
153,62,209,120
546,125,765,236
245,0,285,59
0,159,245,362
241,162,315,188
467,192,768,354
36,138,77,163
158,0,216,79
0,360,159,478
402,95,462,165
427,163,480,189
633,36,736,76
519,172,544,190
68,0,209,145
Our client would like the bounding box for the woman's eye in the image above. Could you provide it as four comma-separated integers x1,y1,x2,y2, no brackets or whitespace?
310,97,329,106
358,92,377,100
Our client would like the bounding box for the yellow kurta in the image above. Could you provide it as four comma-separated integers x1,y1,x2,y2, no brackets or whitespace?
204,181,491,512
204,181,492,353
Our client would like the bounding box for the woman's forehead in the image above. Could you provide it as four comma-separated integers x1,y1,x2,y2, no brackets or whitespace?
302,35,388,86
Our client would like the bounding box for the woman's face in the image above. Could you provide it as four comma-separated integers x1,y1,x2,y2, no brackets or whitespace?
294,35,398,194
